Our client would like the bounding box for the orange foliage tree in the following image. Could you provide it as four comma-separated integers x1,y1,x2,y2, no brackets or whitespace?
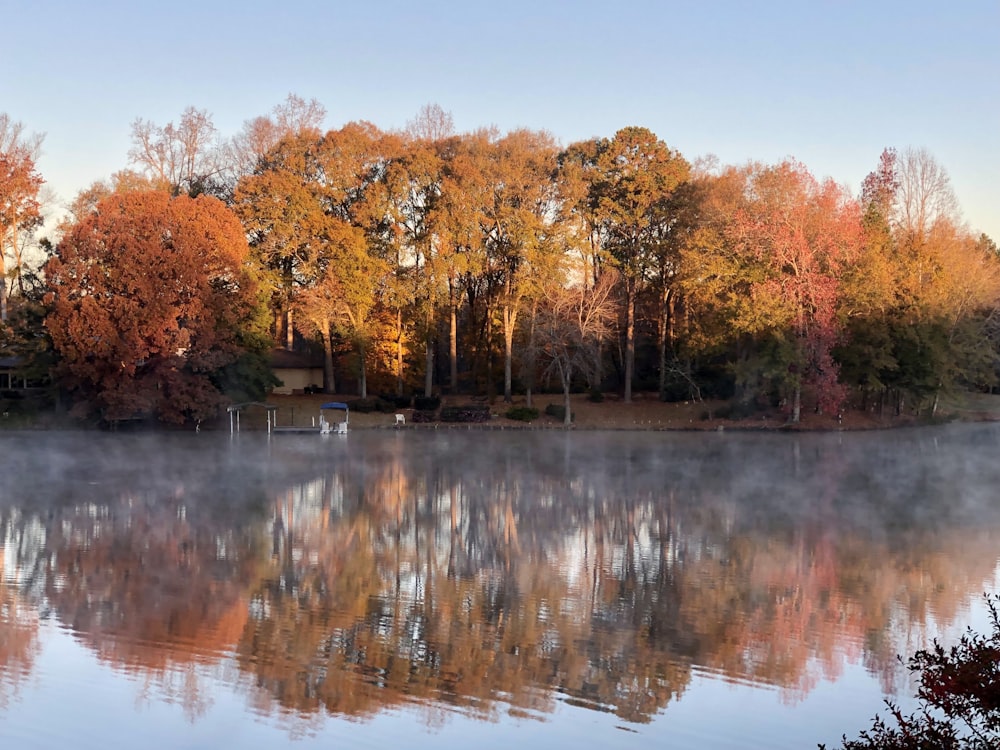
44,191,259,424
0,114,45,322
563,127,690,403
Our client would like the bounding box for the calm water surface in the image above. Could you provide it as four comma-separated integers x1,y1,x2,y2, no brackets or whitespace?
1,425,999,749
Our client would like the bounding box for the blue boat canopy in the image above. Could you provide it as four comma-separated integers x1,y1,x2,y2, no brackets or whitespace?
320,402,349,411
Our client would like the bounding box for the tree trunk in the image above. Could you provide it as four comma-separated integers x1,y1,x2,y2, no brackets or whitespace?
624,285,635,403
734,335,752,406
0,246,7,322
449,281,458,394
424,306,435,398
525,303,537,409
424,337,434,398
321,319,336,394
14,242,25,299
658,288,673,401
503,304,516,403
485,308,494,399
790,302,804,423
395,308,404,396
285,307,294,350
562,375,573,426
358,340,368,398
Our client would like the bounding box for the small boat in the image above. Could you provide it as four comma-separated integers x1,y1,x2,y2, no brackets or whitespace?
319,402,349,434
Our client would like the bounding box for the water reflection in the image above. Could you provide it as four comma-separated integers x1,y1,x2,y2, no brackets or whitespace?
0,427,998,735
0,513,40,709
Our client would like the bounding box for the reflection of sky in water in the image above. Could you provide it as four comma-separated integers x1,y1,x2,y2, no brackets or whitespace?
0,425,998,748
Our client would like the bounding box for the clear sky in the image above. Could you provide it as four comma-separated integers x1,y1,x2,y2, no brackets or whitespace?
4,0,997,240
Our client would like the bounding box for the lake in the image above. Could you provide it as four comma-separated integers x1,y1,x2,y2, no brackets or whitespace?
1,425,998,749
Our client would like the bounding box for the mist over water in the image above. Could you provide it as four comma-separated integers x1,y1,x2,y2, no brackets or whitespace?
1,425,998,749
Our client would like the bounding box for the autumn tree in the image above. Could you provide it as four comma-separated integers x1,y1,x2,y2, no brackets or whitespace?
128,107,221,196
838,148,1000,414
0,114,45,322
683,161,862,420
675,164,751,396
534,270,617,424
649,179,702,400
44,191,261,424
894,146,960,249
313,122,395,397
60,170,165,236
406,102,454,143
431,130,493,393
357,129,443,396
564,127,690,402
233,131,331,351
557,138,610,291
223,94,326,189
235,122,395,396
896,151,1000,410
295,221,388,398
293,273,343,394
403,105,454,396
483,129,562,402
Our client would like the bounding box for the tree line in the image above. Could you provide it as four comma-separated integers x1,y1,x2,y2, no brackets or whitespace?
2,98,998,425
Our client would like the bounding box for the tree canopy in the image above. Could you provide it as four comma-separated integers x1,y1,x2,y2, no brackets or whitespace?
44,190,260,424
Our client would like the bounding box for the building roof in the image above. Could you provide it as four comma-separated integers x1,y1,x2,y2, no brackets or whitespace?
269,348,324,369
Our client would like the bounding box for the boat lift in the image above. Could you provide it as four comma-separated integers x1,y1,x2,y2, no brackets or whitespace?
227,402,279,434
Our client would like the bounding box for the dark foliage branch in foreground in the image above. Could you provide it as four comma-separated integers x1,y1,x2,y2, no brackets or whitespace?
821,594,1000,749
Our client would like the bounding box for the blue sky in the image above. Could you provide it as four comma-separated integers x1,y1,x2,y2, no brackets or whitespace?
4,0,998,239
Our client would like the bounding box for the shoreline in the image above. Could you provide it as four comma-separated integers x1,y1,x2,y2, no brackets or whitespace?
226,392,1000,435
7,392,1000,434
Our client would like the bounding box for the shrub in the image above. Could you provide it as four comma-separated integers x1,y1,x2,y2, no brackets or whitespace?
821,593,1000,750
380,393,413,409
587,389,605,403
347,397,391,413
702,401,760,421
440,404,491,423
660,377,694,402
414,395,441,411
505,406,539,422
544,403,574,422
411,410,437,423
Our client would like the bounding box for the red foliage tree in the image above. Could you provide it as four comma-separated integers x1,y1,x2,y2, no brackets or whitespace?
724,161,863,420
44,191,257,424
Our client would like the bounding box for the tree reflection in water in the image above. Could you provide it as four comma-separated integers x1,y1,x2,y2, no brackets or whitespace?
0,427,997,729
0,510,42,709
